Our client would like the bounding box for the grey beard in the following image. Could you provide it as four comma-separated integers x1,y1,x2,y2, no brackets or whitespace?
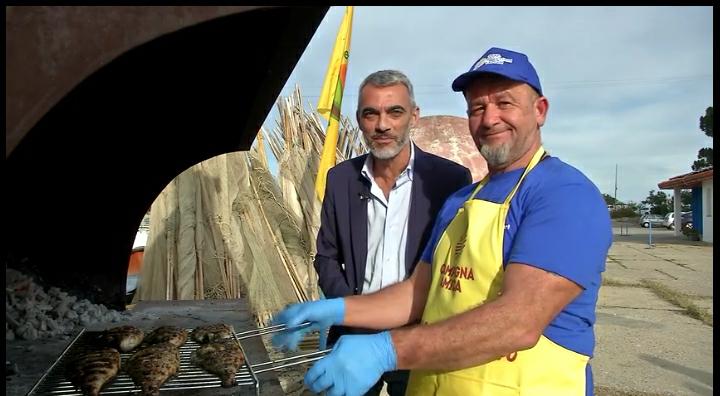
480,143,511,169
365,131,410,160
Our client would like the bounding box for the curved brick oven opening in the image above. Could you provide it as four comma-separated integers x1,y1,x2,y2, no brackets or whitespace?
5,7,327,311
410,115,488,182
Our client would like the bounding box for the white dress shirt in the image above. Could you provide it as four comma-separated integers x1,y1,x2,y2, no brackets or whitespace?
360,144,415,294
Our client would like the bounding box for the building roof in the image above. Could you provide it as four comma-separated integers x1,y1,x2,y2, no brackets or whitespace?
658,167,713,189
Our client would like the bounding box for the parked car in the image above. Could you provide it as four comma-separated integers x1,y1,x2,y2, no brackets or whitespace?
640,214,665,228
667,212,693,230
664,212,678,228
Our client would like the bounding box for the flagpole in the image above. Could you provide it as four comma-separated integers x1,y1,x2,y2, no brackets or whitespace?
315,6,354,201
312,6,354,349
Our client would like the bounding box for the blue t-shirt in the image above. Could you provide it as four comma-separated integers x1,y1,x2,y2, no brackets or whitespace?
421,156,612,358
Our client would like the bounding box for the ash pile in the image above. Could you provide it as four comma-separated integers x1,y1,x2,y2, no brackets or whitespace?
6,268,156,341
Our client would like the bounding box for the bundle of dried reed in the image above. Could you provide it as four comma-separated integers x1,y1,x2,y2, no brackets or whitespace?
265,86,365,302
134,85,365,327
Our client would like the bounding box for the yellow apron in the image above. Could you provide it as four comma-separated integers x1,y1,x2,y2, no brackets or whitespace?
406,147,588,396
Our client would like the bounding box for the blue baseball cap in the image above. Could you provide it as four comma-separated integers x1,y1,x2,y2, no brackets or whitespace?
451,47,542,95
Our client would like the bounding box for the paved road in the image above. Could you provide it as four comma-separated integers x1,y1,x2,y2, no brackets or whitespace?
593,223,713,395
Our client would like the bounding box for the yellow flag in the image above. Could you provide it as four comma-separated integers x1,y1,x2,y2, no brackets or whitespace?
315,6,354,201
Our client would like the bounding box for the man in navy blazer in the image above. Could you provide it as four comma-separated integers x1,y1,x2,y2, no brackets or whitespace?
314,70,471,396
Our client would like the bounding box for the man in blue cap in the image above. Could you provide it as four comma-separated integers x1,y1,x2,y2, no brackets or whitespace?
272,47,612,396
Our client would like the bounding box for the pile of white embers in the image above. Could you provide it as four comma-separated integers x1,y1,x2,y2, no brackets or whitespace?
6,268,153,341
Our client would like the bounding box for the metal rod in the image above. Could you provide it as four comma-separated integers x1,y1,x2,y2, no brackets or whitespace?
27,328,86,395
251,349,331,374
235,321,312,340
251,349,330,368
253,354,326,374
231,329,261,396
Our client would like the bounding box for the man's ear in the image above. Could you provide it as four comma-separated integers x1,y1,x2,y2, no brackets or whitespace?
535,97,549,127
410,106,420,128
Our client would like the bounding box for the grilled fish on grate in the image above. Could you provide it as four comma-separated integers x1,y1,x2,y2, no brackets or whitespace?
142,325,188,348
190,323,235,343
97,325,144,352
64,347,120,396
125,342,180,396
192,338,245,387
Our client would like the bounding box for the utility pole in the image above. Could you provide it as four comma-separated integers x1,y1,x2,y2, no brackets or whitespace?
613,164,618,209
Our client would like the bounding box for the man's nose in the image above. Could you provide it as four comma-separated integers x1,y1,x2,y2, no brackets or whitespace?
375,113,390,133
481,104,501,127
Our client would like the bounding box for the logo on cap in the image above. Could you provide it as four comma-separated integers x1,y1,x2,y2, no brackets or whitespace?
472,54,513,70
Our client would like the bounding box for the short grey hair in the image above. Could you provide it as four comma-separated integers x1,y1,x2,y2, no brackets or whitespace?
357,70,416,109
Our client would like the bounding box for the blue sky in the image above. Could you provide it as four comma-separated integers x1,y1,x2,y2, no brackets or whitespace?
260,6,713,204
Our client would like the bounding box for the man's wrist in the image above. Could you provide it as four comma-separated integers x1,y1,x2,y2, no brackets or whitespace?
329,297,345,325
379,331,398,371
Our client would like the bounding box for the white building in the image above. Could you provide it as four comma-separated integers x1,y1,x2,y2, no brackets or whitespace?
658,167,713,243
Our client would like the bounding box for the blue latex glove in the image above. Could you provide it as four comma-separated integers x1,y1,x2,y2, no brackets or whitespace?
271,298,345,351
304,331,397,396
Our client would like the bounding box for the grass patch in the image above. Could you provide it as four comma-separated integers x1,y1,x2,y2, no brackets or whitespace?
601,277,641,287
640,279,713,327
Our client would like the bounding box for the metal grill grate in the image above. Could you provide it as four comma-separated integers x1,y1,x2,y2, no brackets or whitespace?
27,324,329,395
27,328,260,396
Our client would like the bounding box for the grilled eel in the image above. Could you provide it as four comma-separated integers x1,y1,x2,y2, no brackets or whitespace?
193,338,245,387
97,325,144,352
65,347,120,396
190,323,235,344
125,342,180,396
142,325,188,348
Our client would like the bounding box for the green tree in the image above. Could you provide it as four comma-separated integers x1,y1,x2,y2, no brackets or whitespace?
700,106,713,137
624,201,640,213
642,190,671,215
692,106,713,171
669,190,693,212
610,201,638,219
602,193,622,206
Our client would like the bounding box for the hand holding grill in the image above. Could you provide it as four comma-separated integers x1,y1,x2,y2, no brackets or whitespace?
304,331,397,396
271,298,345,351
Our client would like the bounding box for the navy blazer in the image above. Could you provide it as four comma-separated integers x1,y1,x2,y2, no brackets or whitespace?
314,143,472,299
